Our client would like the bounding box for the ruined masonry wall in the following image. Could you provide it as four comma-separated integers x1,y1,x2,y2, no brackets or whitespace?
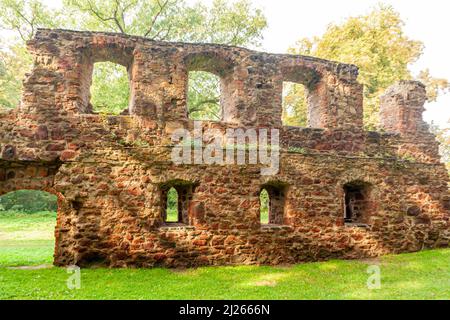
0,29,448,267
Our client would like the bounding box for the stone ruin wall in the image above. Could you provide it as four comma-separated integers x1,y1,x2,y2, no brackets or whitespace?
0,29,448,267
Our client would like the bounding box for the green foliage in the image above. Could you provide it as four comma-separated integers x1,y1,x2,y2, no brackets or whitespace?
63,0,267,46
166,187,178,222
63,0,188,37
430,122,450,173
0,0,61,41
184,0,267,46
0,190,57,213
0,43,33,109
0,0,62,109
259,189,269,223
287,4,449,130
282,82,307,127
90,62,130,114
188,71,221,120
417,69,450,102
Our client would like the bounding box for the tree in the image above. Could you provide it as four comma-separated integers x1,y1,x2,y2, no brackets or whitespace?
0,190,57,213
0,0,62,110
259,188,269,223
417,69,450,102
187,71,221,121
0,0,60,41
285,4,449,129
166,187,178,222
430,123,450,173
89,62,130,114
282,82,307,127
63,0,266,45
0,0,267,117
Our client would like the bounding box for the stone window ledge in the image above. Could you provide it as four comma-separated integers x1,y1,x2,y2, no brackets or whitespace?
159,223,195,231
261,224,292,231
345,222,370,228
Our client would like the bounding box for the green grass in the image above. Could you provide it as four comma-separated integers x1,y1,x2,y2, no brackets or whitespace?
0,211,56,267
0,212,449,300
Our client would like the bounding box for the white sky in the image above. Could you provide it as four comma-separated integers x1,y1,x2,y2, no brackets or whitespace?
31,0,450,128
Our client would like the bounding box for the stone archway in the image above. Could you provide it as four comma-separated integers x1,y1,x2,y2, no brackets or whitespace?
0,161,77,266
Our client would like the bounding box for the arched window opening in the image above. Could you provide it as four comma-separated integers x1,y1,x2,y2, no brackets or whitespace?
280,65,321,128
166,187,179,223
260,184,286,225
282,81,308,127
0,190,57,266
161,181,195,225
188,71,221,121
90,61,131,115
344,181,373,224
260,188,269,224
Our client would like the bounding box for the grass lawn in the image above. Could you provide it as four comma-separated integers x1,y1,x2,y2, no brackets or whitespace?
0,212,449,300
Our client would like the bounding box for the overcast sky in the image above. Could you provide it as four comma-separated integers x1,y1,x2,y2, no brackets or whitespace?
39,0,450,128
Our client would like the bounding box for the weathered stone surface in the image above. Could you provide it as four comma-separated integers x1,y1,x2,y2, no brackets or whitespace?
0,29,448,268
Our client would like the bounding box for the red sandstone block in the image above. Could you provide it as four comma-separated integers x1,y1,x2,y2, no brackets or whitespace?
190,202,205,219
25,166,37,177
211,236,224,246
239,199,251,209
46,143,65,151
224,235,236,245
35,125,48,140
51,128,66,141
60,150,77,161
67,143,79,150
143,242,153,250
196,256,210,264
154,253,167,261
193,239,207,246
19,129,35,138
34,167,47,177
225,247,235,255
248,237,259,244
351,233,364,241
127,187,142,196
198,234,209,240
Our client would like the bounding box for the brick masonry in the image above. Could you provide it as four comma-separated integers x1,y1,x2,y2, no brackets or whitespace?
0,29,448,267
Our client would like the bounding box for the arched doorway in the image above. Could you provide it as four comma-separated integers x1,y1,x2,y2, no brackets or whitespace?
0,190,57,267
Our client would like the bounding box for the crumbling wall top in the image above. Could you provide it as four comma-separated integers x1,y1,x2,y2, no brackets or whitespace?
24,28,363,130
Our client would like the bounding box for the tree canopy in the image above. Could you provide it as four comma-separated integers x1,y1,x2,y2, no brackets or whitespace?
284,4,449,129
0,190,57,213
